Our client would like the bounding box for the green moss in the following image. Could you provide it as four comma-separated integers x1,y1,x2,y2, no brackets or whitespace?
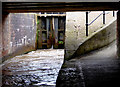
24,49,35,54
36,29,39,44
36,19,40,47
58,41,64,44
62,63,68,68
37,20,39,25
65,55,72,61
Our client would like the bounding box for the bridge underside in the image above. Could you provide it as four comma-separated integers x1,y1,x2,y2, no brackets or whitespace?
2,2,119,13
1,2,120,60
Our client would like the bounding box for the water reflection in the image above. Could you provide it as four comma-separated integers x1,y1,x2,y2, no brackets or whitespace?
2,49,64,86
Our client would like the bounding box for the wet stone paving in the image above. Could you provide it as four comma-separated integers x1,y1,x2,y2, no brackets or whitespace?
1,49,64,87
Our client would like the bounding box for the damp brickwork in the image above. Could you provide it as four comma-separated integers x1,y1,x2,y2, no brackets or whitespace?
1,13,37,62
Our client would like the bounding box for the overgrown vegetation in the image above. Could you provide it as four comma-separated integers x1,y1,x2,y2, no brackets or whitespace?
58,41,64,44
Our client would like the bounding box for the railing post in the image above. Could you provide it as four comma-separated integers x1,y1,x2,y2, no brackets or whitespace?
103,11,105,24
113,11,115,17
86,11,88,36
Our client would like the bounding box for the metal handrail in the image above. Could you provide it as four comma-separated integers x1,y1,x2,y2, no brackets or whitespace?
87,12,109,26
86,11,110,36
88,11,91,14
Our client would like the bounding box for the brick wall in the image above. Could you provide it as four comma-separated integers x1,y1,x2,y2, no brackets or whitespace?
1,13,37,62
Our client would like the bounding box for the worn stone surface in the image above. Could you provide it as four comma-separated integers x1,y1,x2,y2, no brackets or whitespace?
57,41,120,87
56,61,85,87
1,13,37,62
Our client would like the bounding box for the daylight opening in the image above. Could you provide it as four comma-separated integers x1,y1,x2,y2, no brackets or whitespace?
1,11,118,86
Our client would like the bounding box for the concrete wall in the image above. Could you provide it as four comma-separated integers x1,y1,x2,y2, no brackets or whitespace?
65,12,116,60
72,19,116,58
1,13,37,62
65,12,85,60
65,11,117,60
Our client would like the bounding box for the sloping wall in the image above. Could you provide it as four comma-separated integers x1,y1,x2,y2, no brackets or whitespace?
65,12,116,60
72,19,116,58
64,12,117,60
1,13,37,62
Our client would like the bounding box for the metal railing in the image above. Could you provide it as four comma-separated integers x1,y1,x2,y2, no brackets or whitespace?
86,11,115,36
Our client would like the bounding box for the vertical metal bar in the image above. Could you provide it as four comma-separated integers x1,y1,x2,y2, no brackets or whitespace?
37,17,42,49
103,11,105,24
86,12,88,36
54,17,58,48
113,11,115,17
46,17,49,40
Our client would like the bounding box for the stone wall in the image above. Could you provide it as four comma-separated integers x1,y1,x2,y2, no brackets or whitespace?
72,19,116,58
1,13,37,62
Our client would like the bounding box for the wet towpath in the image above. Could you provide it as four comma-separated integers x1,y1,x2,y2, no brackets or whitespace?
1,49,64,87
56,41,120,87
